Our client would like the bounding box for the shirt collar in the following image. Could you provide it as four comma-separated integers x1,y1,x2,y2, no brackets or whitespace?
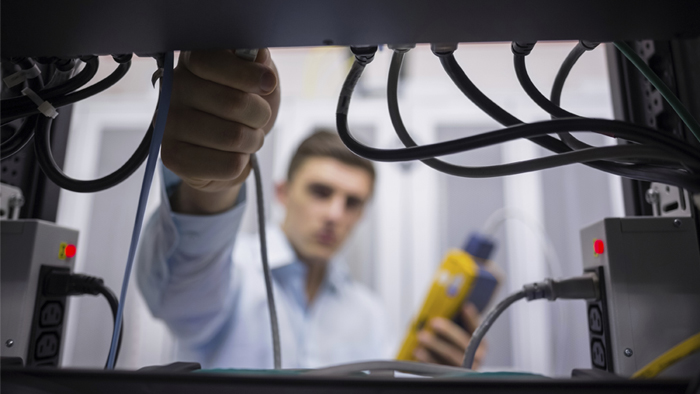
266,226,349,293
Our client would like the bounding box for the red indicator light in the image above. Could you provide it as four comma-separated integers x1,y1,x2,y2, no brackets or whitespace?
594,239,605,255
65,244,77,258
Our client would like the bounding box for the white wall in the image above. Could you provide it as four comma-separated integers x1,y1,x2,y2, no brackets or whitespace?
59,42,623,375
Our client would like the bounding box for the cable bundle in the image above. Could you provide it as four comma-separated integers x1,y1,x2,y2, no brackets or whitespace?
1,54,157,193
337,43,700,192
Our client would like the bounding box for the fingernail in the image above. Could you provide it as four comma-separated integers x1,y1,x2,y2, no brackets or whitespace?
417,331,429,343
260,71,276,92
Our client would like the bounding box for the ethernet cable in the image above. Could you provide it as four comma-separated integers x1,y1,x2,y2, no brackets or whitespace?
235,48,281,369
1,56,130,125
614,41,700,143
387,48,700,189
338,47,700,191
462,273,600,369
632,332,700,379
106,51,174,369
33,116,154,193
1,56,150,193
2,57,99,113
435,46,700,173
251,153,282,369
513,42,698,174
550,41,598,151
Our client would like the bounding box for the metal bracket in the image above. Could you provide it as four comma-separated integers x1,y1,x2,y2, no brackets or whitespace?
0,183,25,220
645,182,692,217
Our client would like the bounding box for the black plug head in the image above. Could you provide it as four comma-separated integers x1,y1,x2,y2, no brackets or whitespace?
431,43,458,57
512,41,537,56
350,46,378,65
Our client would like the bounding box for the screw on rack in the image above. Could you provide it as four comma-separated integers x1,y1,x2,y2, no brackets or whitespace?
624,348,633,357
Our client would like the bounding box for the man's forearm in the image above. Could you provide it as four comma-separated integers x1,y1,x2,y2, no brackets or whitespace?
172,181,244,215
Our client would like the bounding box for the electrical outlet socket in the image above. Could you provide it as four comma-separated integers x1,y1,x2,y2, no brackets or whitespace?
40,302,63,327
591,340,607,369
35,332,59,359
588,305,603,334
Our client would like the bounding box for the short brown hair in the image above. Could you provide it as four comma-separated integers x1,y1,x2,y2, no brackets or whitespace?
287,130,376,185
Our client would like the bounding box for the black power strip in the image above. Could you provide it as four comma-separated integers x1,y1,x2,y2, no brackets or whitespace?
25,265,70,367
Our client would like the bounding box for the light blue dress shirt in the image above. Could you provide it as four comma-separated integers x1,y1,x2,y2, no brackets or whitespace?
136,166,390,369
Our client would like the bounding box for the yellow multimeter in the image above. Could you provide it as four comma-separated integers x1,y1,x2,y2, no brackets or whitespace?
396,246,500,361
396,249,478,361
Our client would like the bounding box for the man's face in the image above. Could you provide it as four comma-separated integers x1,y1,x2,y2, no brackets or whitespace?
277,156,373,265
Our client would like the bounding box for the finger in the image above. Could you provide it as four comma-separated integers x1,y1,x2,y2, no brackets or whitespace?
417,330,464,366
413,346,439,364
254,48,272,66
167,106,265,154
462,303,481,334
430,317,470,350
180,50,277,95
161,139,250,182
173,66,272,129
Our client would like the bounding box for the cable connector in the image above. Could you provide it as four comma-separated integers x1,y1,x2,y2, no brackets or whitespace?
44,270,106,296
580,40,600,51
431,43,458,56
112,54,133,64
511,41,537,56
388,44,415,54
351,46,378,65
523,272,599,301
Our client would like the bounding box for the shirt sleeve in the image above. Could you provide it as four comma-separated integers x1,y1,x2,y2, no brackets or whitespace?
136,163,247,347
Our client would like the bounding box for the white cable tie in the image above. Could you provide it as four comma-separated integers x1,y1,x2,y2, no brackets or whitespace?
24,64,42,79
3,65,42,88
21,87,58,119
4,71,27,88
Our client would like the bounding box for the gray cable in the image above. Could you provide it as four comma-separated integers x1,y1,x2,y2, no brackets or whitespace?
250,153,281,369
305,360,472,377
462,290,526,369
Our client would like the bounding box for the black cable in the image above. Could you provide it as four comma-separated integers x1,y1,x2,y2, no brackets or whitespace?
43,271,123,368
437,51,698,160
339,55,700,187
435,51,569,153
432,49,700,185
387,51,700,189
1,115,37,160
33,112,154,193
95,283,124,369
2,59,128,125
2,57,99,113
516,43,685,169
19,58,45,92
514,52,577,120
550,42,590,150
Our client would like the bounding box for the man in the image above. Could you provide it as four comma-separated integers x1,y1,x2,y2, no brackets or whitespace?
137,49,484,369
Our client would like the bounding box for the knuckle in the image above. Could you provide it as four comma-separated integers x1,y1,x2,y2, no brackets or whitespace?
222,125,246,151
160,141,181,173
184,51,205,76
223,91,251,119
222,153,248,179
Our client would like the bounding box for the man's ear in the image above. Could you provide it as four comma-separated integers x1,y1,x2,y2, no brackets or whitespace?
275,181,288,207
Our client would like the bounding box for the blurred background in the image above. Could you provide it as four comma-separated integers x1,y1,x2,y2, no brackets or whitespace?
55,42,624,376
